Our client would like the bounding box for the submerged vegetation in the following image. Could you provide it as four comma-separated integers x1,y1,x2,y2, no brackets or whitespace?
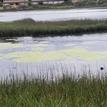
0,19,107,37
1,75,107,107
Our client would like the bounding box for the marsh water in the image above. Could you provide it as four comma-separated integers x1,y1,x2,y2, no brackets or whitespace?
0,33,107,81
1,8,107,22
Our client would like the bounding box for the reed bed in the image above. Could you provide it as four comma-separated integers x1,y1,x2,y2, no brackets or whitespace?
0,73,107,107
0,19,107,37
0,60,107,107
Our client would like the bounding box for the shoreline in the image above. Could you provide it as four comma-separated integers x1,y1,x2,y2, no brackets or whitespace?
0,4,107,12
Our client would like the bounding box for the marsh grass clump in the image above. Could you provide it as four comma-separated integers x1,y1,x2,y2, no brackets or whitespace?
1,74,107,107
0,20,107,37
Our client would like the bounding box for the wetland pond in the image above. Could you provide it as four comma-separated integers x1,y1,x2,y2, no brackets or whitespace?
1,33,107,81
1,9,107,22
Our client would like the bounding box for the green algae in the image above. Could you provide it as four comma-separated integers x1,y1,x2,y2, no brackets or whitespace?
4,48,107,62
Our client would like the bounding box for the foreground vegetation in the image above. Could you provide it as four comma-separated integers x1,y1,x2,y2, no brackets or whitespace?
1,75,107,107
1,19,107,37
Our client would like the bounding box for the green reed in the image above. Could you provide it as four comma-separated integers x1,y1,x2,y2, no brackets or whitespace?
0,19,107,37
0,74,107,107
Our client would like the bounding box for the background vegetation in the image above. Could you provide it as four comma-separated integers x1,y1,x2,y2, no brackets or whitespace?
0,19,107,37
1,0,107,11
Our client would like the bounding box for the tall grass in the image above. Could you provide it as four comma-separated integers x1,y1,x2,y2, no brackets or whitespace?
0,74,107,107
0,19,107,37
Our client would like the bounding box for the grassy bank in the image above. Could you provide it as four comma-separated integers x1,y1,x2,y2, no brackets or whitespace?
1,75,107,107
29,0,107,10
0,19,107,37
1,0,107,11
1,3,74,11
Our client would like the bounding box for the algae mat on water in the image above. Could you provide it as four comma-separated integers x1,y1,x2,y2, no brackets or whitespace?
2,48,107,62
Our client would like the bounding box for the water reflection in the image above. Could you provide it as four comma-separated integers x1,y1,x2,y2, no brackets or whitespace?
0,33,107,81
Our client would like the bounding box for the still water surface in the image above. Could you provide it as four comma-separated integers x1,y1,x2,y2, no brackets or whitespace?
0,33,107,81
0,9,107,22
